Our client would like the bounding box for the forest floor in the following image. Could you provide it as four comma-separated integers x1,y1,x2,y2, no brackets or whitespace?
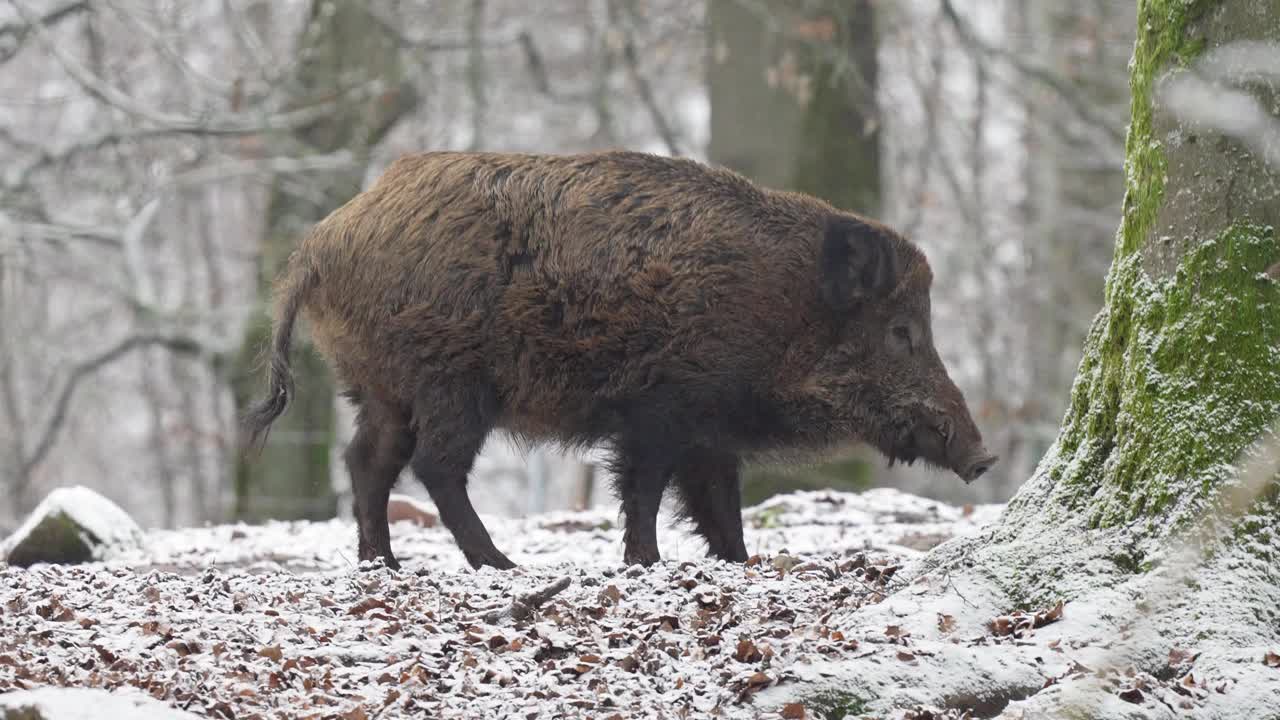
0,488,1011,719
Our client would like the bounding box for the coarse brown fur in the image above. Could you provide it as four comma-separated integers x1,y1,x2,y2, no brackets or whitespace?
242,149,996,570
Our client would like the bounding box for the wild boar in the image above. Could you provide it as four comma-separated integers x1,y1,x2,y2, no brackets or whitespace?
241,150,997,571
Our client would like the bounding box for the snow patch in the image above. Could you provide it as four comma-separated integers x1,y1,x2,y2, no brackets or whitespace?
0,686,201,719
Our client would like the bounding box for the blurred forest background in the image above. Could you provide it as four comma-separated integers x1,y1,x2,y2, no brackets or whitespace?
0,0,1137,531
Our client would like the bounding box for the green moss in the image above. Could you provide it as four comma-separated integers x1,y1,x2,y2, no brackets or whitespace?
1040,0,1280,534
4,511,95,567
802,692,869,719
1058,223,1280,527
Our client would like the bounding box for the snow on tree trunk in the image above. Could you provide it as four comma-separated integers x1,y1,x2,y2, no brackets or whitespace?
758,1,1280,717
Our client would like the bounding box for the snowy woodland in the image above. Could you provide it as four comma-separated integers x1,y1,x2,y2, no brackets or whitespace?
2,0,1280,719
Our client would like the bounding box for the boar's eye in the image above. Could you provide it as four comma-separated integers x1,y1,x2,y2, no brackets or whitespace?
892,325,913,353
936,419,953,444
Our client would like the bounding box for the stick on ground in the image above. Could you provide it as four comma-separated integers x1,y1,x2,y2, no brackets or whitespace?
481,576,572,624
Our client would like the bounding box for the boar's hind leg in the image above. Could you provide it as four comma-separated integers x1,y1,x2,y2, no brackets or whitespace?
409,381,515,571
346,397,414,571
672,449,749,563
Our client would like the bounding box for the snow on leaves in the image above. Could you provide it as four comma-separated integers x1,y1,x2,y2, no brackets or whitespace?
0,491,970,719
985,600,1064,640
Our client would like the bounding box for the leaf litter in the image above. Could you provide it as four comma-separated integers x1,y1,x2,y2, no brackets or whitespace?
0,489,999,719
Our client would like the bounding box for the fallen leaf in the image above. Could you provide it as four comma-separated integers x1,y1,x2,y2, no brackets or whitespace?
1168,647,1199,668
1118,687,1144,704
348,597,393,617
781,702,807,719
258,646,283,662
734,638,762,663
1265,651,1280,668
937,614,956,634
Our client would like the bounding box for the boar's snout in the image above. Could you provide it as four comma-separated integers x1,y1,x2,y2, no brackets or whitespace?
896,393,998,484
960,452,999,484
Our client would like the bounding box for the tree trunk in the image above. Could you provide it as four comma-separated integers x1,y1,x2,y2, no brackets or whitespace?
229,0,416,523
760,1,1280,716
706,0,882,501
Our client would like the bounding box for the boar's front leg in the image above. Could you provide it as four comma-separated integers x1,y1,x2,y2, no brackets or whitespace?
612,441,676,567
672,448,749,562
409,380,515,571
345,395,415,570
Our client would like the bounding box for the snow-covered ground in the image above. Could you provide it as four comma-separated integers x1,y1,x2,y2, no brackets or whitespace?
0,489,1002,719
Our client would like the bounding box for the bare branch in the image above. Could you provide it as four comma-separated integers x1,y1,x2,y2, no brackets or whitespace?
938,0,1125,147
615,3,680,156
9,0,362,137
480,577,572,625
19,333,206,490
0,0,87,64
0,215,123,252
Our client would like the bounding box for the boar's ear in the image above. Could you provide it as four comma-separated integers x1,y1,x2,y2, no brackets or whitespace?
821,216,898,309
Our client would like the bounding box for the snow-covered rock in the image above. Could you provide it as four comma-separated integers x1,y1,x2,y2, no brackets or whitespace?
1,486,141,567
0,687,201,719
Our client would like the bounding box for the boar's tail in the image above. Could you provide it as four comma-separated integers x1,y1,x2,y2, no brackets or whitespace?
240,252,320,456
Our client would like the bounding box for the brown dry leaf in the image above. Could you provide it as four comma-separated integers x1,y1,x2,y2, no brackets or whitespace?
937,614,956,634
165,640,198,657
258,645,283,662
1036,600,1065,627
1264,651,1280,668
734,638,762,663
341,706,369,720
897,650,917,664
348,597,393,617
36,598,75,623
599,585,622,605
746,671,771,687
781,702,807,719
1118,687,1144,704
1169,647,1199,668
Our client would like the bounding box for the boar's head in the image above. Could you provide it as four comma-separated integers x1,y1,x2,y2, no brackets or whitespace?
815,215,998,484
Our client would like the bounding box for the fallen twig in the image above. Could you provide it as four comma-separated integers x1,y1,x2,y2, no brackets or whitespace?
481,577,572,624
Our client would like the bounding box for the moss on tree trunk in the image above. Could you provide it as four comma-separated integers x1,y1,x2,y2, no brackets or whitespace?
229,1,416,522
1003,0,1279,538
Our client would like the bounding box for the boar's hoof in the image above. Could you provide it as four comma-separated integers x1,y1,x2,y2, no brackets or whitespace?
465,548,517,571
623,545,661,568
358,554,401,572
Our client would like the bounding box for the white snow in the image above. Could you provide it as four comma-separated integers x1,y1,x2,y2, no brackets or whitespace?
0,486,141,560
0,686,201,719
0,488,998,719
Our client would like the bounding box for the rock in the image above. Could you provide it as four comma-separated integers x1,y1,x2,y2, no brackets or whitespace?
0,687,200,719
2,486,141,567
